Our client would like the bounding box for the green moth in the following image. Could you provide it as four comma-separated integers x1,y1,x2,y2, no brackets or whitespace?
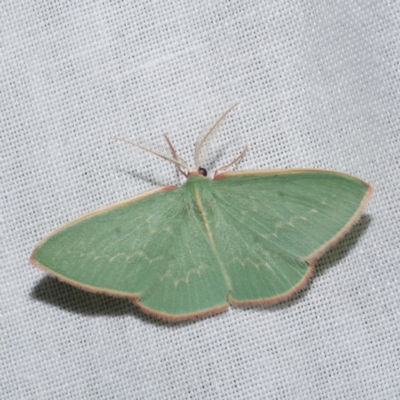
31,106,372,321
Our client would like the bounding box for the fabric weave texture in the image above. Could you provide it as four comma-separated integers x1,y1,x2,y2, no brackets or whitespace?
2,2,399,399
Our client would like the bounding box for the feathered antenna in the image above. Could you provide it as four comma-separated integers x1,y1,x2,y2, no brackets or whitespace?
116,104,245,178
114,137,194,175
194,103,239,169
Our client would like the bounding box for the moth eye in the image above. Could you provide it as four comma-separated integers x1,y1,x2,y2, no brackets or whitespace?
198,167,207,177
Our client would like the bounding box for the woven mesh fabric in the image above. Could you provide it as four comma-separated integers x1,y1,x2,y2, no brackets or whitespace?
2,2,399,399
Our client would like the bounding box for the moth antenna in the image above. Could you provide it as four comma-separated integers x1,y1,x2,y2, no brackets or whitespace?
164,134,188,177
115,137,193,173
214,144,248,177
194,103,239,168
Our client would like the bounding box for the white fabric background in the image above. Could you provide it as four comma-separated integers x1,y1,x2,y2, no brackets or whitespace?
2,1,399,399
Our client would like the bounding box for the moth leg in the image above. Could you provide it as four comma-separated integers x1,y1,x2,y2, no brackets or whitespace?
214,144,248,177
